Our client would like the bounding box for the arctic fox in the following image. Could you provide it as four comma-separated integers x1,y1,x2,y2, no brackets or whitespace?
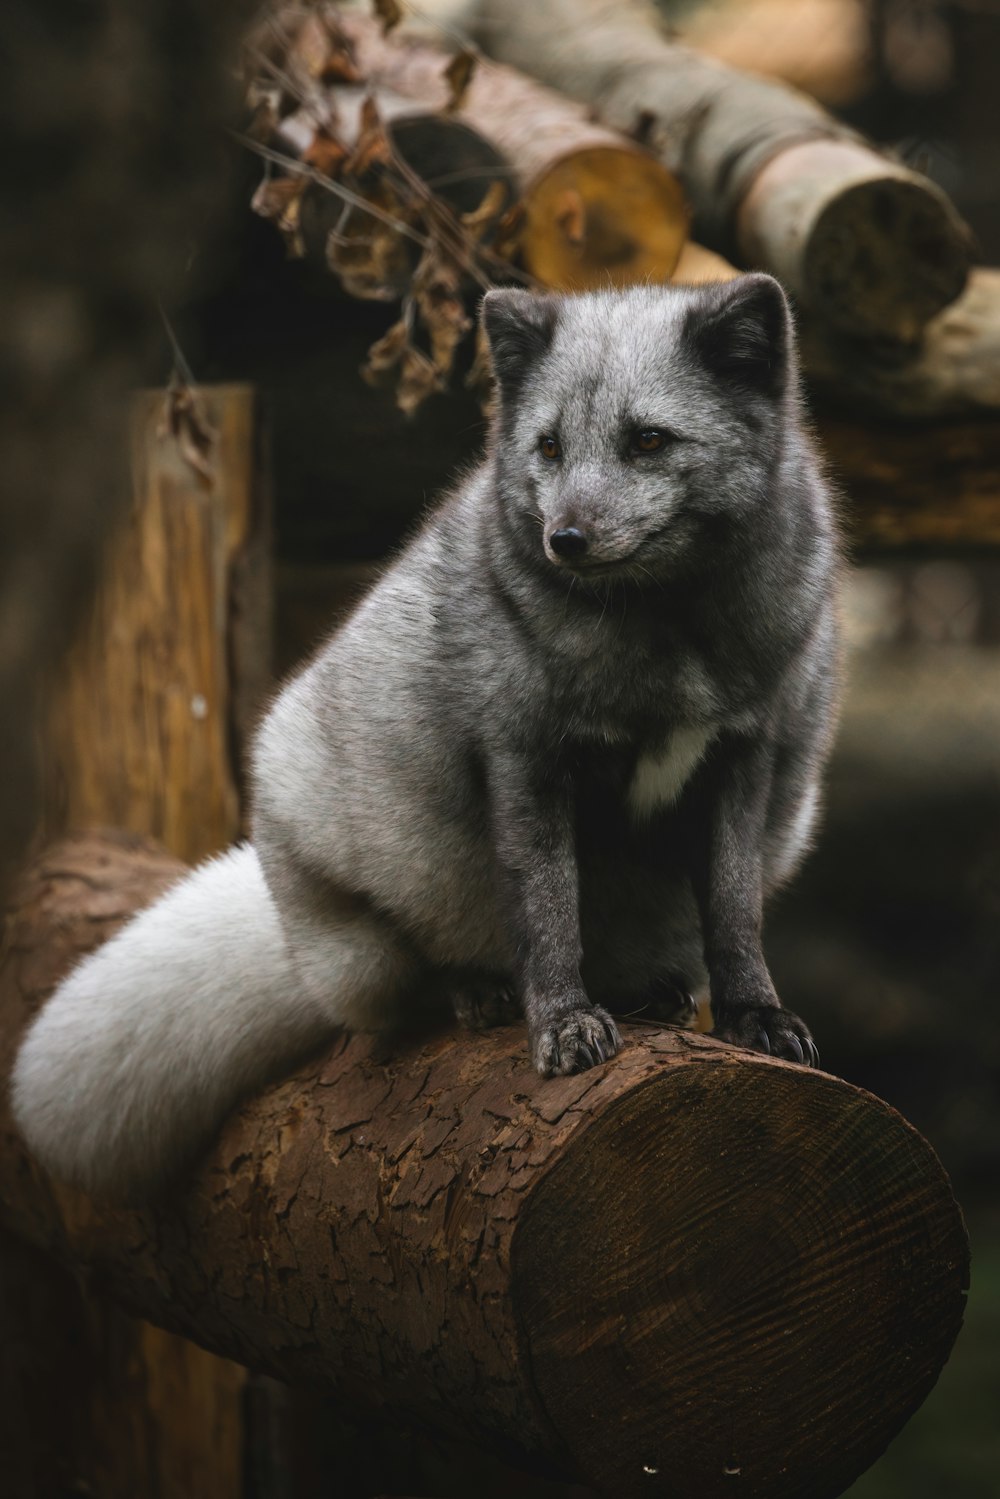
12,275,841,1200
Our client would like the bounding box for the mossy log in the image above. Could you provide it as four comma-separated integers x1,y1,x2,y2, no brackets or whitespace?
458,0,971,339
1,832,969,1499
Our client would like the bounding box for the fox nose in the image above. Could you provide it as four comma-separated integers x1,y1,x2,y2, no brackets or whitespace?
549,527,589,559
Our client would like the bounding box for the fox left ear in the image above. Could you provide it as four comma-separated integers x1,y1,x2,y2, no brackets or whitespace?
481,288,557,394
685,274,794,397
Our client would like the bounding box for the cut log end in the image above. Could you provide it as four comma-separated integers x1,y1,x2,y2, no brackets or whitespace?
805,175,971,343
516,1059,969,1499
738,141,971,342
521,147,688,291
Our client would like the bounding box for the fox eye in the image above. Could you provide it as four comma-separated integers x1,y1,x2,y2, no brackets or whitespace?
538,435,562,461
631,428,668,455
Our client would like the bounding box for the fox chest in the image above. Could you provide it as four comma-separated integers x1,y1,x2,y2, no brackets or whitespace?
626,725,715,820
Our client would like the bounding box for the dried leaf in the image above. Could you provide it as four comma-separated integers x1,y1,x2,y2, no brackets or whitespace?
412,243,470,375
444,49,477,113
346,95,394,178
327,207,412,301
303,128,349,179
491,200,526,264
160,376,216,488
361,318,410,386
396,345,444,416
245,83,282,142
251,174,307,258
251,174,301,219
319,21,364,85
291,12,334,79
372,0,404,33
461,180,509,242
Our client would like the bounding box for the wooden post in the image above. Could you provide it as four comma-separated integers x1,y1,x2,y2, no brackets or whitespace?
41,385,270,861
1,384,270,1499
1,834,969,1499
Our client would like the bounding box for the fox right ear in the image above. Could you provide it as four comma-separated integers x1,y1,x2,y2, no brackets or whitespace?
481,289,557,392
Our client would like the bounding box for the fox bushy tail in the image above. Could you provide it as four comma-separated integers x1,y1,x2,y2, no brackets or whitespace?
10,845,335,1201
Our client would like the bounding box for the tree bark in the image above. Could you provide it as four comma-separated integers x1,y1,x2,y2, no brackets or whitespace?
2,832,969,1499
456,0,971,339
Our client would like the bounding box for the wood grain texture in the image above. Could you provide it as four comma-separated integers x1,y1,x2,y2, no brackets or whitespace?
1,833,970,1499
40,384,270,860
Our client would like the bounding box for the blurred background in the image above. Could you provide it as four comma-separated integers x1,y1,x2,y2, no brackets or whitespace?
1,1,998,1495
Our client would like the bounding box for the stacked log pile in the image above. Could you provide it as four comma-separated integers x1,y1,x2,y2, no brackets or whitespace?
232,0,999,560
240,1,978,401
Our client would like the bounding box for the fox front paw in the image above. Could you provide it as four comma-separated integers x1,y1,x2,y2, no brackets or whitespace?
712,1005,819,1067
532,1005,621,1077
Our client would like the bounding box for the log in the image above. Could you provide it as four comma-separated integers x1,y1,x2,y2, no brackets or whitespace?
455,0,972,339
818,415,1000,551
804,267,1000,422
273,86,515,280
263,8,688,292
2,832,969,1499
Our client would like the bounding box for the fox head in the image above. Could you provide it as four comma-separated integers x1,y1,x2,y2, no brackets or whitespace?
480,275,803,586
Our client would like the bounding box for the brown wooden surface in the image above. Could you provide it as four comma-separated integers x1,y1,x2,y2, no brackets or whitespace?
41,384,270,861
2,832,969,1499
457,0,970,338
818,414,1000,551
1,386,271,1499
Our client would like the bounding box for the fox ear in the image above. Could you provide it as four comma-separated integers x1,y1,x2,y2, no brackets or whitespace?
481,289,557,392
685,274,793,397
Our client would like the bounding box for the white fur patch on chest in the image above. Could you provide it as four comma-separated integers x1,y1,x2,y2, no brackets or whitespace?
628,725,715,819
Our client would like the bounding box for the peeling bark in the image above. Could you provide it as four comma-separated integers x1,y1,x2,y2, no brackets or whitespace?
1,833,970,1499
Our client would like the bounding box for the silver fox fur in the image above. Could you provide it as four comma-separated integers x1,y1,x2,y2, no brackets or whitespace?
11,276,841,1200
